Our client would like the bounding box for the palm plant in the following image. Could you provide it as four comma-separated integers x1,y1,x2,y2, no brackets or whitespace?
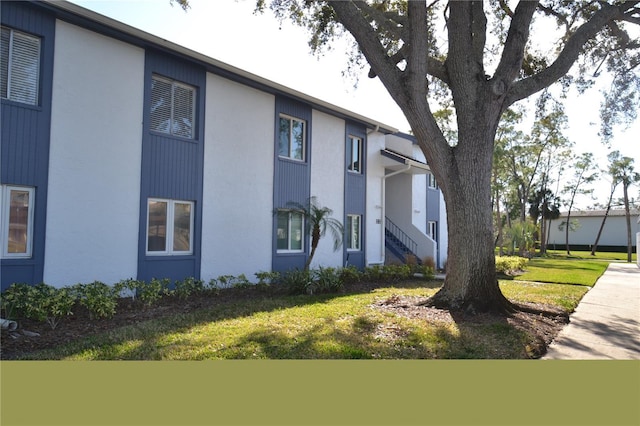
284,197,343,270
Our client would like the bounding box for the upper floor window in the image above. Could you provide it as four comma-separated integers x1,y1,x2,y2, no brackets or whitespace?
347,136,362,173
1,185,35,258
428,221,437,242
1,26,41,106
276,210,304,252
428,172,438,189
346,214,361,251
147,198,194,255
150,75,196,139
278,115,305,161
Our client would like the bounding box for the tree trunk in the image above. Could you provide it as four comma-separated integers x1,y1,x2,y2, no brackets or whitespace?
591,186,616,256
623,184,632,263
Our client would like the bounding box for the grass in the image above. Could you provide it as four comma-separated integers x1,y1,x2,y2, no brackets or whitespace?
9,254,615,360
515,258,609,286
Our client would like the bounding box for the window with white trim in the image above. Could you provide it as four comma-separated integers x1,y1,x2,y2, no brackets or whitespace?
278,115,305,161
146,198,194,255
428,221,437,242
428,173,437,189
347,136,362,173
276,210,304,252
150,75,196,139
346,214,361,251
1,185,35,258
1,26,41,105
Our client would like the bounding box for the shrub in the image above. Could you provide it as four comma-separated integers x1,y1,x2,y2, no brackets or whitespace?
173,277,205,299
422,256,436,271
312,267,343,294
113,278,142,301
74,281,118,320
415,264,435,281
212,275,236,289
254,271,280,290
2,283,76,329
280,269,313,295
495,256,529,275
232,274,252,289
363,265,384,282
1,283,32,320
339,265,361,284
138,278,170,307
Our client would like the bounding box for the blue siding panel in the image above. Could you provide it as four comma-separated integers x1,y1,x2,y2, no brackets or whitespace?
272,96,312,272
1,2,55,290
344,122,367,269
137,49,205,282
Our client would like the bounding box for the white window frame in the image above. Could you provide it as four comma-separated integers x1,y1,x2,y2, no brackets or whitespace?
146,198,194,256
428,221,437,242
346,214,361,251
278,114,306,161
276,210,305,253
1,185,35,258
149,74,196,139
1,26,41,106
428,173,438,189
347,136,362,174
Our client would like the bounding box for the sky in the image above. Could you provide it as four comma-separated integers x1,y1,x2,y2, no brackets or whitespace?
68,0,639,210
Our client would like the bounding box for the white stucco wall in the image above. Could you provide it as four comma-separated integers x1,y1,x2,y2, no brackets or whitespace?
309,110,345,269
365,132,386,265
44,21,144,287
547,213,640,249
201,74,275,281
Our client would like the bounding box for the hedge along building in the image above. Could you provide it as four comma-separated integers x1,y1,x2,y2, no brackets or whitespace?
0,0,446,290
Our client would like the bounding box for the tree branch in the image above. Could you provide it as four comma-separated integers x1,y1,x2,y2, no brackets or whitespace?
492,1,538,96
505,2,626,107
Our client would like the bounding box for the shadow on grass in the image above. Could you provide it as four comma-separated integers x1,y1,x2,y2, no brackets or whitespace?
8,279,445,360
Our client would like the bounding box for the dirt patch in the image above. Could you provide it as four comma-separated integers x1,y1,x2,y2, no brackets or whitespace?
373,294,569,358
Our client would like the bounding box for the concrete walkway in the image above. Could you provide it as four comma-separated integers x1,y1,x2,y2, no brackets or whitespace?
543,262,640,360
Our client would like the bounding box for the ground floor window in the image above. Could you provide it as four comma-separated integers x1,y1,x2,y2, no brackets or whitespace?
1,185,35,258
147,198,193,255
276,210,304,252
346,214,361,251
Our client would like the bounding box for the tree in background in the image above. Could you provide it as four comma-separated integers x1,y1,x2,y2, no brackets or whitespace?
176,0,639,314
562,152,599,255
602,153,640,262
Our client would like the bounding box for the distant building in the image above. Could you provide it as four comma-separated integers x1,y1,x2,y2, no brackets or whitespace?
547,209,640,252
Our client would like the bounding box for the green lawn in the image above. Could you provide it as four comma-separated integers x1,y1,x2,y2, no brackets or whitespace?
516,258,609,286
7,255,613,360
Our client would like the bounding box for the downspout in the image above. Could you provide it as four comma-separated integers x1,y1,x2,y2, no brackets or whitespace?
380,164,412,264
1,318,18,331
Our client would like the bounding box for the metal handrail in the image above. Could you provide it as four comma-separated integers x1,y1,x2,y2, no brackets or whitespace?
384,217,417,255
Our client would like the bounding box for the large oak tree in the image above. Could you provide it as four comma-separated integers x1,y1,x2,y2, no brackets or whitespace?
179,0,639,314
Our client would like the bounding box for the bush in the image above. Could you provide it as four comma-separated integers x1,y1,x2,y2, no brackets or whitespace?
280,269,313,295
173,277,205,299
339,265,361,284
255,271,280,290
312,267,343,294
113,278,142,301
2,283,76,329
138,278,171,307
74,281,118,320
495,256,529,275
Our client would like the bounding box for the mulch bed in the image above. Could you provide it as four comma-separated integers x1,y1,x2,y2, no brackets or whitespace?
1,282,569,360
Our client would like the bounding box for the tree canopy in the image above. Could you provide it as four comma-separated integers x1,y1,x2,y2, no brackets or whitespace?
175,0,639,314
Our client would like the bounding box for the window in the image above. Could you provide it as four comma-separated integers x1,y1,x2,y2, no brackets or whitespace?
347,136,362,173
276,210,304,252
147,198,194,255
346,214,361,251
150,75,196,139
1,186,35,258
428,221,437,242
278,115,305,161
428,173,437,189
1,26,41,105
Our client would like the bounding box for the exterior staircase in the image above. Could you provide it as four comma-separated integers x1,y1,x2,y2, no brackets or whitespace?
384,217,421,264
